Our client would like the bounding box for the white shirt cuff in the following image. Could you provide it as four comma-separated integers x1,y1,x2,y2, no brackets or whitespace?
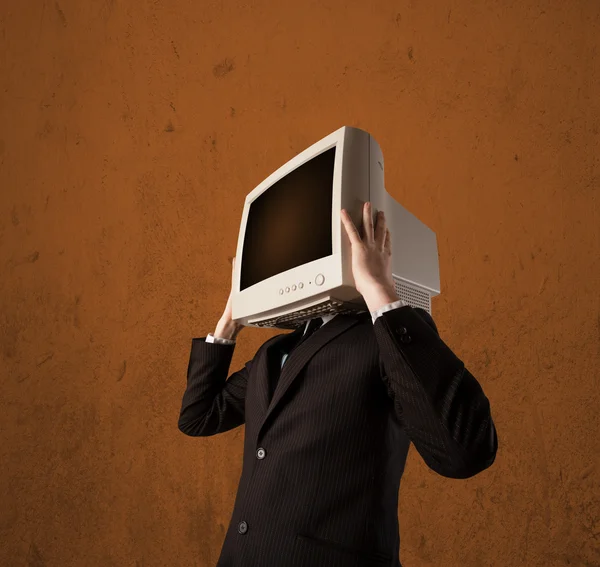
205,333,236,345
370,299,410,324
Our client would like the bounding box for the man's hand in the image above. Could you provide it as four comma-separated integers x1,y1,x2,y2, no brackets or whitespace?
215,256,245,339
341,202,400,312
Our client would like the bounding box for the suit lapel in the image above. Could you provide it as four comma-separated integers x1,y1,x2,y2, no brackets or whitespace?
255,312,368,435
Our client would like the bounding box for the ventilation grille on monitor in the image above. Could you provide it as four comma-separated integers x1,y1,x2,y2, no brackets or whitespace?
393,276,431,313
252,276,432,329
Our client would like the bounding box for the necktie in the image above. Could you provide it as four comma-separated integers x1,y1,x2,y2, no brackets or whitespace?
280,317,323,369
294,317,323,351
270,317,323,399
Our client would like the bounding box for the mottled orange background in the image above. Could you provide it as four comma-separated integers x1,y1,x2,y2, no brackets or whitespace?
1,1,599,566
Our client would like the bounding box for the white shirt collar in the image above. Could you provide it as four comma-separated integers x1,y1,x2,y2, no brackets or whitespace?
319,312,337,326
302,312,337,335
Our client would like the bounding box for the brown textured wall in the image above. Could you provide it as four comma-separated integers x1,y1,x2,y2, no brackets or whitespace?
1,1,599,566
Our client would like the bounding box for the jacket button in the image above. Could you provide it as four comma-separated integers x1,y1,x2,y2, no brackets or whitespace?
238,521,248,534
256,448,266,459
397,327,408,334
400,334,412,344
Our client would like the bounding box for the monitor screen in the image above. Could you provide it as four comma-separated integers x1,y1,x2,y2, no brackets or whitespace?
240,146,336,291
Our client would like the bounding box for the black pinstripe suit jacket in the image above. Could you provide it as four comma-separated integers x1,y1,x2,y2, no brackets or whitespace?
179,305,498,567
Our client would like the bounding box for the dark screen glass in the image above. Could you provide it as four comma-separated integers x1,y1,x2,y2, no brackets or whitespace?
240,146,336,291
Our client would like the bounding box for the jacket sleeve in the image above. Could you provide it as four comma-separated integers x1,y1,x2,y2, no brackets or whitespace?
375,306,498,479
178,337,253,437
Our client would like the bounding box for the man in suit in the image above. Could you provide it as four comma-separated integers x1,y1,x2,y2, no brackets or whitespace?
179,202,498,567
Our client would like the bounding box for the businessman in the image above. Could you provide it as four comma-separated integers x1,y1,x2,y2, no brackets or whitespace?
179,201,498,567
